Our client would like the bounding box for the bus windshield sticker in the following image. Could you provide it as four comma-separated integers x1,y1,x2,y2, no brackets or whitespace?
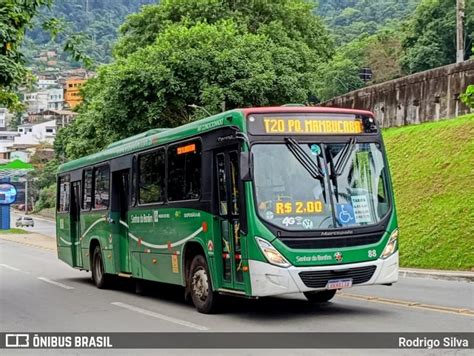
350,195,372,224
335,203,356,226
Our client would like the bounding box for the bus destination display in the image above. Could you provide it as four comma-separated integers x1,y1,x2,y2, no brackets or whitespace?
248,115,368,135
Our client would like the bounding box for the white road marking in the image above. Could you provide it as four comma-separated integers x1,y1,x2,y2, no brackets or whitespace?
111,302,209,331
0,264,21,271
37,277,74,290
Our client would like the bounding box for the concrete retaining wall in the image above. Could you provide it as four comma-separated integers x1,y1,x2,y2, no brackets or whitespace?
321,60,474,128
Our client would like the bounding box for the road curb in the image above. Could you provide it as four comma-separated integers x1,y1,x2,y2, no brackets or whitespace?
399,268,474,282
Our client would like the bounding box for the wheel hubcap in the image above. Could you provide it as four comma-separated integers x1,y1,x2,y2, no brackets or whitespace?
192,268,209,301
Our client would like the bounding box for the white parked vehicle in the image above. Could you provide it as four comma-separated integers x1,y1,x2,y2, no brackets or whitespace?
15,216,34,227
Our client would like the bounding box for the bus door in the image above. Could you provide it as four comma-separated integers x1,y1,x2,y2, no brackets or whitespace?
70,181,82,267
111,169,131,273
215,149,245,291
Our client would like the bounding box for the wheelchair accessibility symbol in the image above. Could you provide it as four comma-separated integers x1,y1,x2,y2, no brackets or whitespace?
336,204,356,225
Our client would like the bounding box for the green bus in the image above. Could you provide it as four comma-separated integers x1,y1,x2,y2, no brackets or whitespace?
56,106,399,313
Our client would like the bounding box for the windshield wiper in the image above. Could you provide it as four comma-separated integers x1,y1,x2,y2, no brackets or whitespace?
285,137,324,180
332,137,356,176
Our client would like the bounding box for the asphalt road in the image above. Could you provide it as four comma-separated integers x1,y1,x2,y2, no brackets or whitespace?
0,223,472,354
10,211,56,237
0,238,472,333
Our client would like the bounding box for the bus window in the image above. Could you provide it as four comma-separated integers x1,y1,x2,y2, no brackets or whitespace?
168,140,201,201
138,149,165,204
82,169,93,210
94,165,110,209
58,175,70,212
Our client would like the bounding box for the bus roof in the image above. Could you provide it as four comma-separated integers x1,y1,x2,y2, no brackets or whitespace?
242,106,374,117
57,106,374,174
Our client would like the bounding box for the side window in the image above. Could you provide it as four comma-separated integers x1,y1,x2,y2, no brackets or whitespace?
138,148,165,204
57,175,70,212
82,169,93,210
94,165,110,209
168,140,201,201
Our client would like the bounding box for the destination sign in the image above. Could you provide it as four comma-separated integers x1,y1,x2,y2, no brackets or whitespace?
247,114,371,135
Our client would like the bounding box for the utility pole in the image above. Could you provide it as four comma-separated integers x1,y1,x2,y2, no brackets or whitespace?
456,0,465,63
24,178,28,215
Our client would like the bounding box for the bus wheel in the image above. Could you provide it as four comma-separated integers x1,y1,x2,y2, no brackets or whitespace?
303,290,337,303
189,255,219,314
91,245,109,289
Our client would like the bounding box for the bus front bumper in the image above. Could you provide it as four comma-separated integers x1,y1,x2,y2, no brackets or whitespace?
248,251,399,297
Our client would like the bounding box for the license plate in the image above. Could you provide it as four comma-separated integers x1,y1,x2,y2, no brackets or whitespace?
326,278,353,290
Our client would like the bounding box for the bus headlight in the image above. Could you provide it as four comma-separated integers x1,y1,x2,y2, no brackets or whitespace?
255,237,291,268
381,229,399,259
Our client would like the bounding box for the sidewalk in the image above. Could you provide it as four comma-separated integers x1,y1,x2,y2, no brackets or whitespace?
399,267,474,282
0,232,56,251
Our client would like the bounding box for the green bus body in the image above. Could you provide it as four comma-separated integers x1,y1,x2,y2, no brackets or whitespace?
56,106,399,307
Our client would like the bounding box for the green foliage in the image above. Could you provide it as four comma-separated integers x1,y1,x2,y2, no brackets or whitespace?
383,115,474,270
401,0,474,74
460,85,474,109
115,0,333,60
0,0,52,110
316,52,365,100
317,0,420,45
34,184,56,211
26,0,155,66
56,1,334,159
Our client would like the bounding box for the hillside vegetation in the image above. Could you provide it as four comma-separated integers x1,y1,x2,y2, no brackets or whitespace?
383,115,474,270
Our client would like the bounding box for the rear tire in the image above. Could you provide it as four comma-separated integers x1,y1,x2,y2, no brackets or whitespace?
304,290,337,303
91,245,110,289
189,255,220,314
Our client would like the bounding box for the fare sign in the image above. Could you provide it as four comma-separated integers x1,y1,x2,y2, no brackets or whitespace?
248,115,367,135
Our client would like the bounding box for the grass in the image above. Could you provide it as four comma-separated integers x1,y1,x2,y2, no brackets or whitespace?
383,114,474,270
0,228,30,234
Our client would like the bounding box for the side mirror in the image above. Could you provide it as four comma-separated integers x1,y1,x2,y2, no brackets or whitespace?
240,152,252,181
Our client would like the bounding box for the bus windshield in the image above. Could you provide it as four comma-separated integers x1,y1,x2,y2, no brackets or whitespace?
252,142,391,231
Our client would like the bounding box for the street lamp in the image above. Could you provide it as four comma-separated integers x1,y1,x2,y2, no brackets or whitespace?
188,104,212,117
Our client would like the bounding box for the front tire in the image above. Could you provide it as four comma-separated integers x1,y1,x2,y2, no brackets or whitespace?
91,245,110,289
304,289,337,303
189,255,220,314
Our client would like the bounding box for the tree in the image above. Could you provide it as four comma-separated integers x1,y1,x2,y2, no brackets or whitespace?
316,52,365,101
114,0,333,60
460,84,474,109
0,0,52,111
401,0,474,73
56,1,334,159
0,0,94,111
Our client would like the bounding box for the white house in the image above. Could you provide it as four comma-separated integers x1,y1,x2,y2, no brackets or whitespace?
24,91,48,113
47,88,64,110
0,130,19,162
15,119,56,145
37,79,58,89
0,108,7,130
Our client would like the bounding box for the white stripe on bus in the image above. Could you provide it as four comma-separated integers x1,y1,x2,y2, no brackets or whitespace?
127,226,203,250
78,218,202,250
59,237,80,246
80,217,107,239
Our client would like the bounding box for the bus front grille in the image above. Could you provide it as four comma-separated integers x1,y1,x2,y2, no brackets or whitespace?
280,232,383,249
299,265,377,288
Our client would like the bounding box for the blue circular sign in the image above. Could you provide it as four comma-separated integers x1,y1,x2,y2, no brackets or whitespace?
310,144,321,156
0,183,17,205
